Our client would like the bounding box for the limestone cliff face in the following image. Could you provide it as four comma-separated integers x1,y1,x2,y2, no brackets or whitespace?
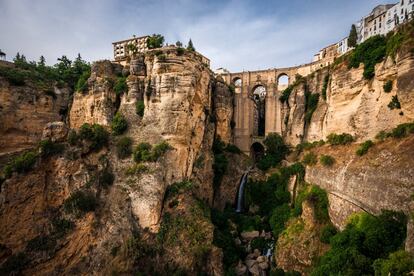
0,62,70,163
69,61,122,129
282,50,414,144
304,136,414,251
214,79,234,144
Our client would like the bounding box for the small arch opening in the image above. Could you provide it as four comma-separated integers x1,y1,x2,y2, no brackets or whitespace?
277,74,289,91
233,77,242,93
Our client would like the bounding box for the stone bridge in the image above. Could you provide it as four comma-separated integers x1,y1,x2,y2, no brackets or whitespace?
220,59,331,154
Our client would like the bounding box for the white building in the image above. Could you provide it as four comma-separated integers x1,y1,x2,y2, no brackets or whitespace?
112,35,149,61
336,37,349,55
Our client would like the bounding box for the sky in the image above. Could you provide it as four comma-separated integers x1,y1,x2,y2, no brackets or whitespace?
0,0,396,72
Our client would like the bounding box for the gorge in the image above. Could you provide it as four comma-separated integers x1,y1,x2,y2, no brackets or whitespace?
0,18,414,276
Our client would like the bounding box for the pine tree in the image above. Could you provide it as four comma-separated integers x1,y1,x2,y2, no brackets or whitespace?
348,24,358,48
187,39,195,51
176,41,183,47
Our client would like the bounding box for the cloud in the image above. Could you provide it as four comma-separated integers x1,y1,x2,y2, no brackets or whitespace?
0,0,390,71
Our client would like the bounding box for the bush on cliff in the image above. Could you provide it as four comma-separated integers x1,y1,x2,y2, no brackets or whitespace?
75,69,90,92
79,123,109,151
257,133,289,171
114,76,128,95
319,155,335,166
383,80,393,93
326,133,354,145
3,151,38,178
64,190,98,215
111,112,128,135
116,136,132,158
311,211,407,276
356,140,374,156
147,34,164,49
133,141,171,163
387,95,401,110
39,139,65,157
373,250,414,276
136,100,145,117
302,152,317,166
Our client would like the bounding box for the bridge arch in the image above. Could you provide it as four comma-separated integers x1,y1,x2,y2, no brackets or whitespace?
252,85,266,137
232,77,242,93
277,73,289,91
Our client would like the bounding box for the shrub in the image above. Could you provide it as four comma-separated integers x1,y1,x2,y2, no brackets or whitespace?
387,95,401,110
321,74,329,100
213,153,228,189
389,122,414,138
116,136,132,158
125,163,149,176
63,190,97,215
292,185,329,223
98,169,114,188
386,31,405,59
225,144,241,154
373,250,414,276
67,130,79,145
151,141,171,161
263,133,289,163
326,133,354,145
52,217,74,238
356,140,374,156
75,69,90,92
250,237,268,252
79,123,109,151
320,224,337,244
147,34,164,49
176,47,185,56
114,76,127,95
39,139,64,157
26,235,56,252
136,100,145,117
0,252,29,275
383,80,393,93
3,151,38,178
296,140,325,151
375,130,390,141
133,142,152,162
319,155,335,166
270,203,291,238
111,113,128,135
164,181,193,200
348,35,387,79
305,92,320,125
302,152,317,166
279,85,294,104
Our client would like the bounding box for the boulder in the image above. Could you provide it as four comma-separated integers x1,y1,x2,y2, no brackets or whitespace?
42,121,68,142
241,230,260,240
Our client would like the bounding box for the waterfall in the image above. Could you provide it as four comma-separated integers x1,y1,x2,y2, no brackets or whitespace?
235,172,249,213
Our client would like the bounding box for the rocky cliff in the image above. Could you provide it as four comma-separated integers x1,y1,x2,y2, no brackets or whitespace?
281,42,414,145
0,48,234,275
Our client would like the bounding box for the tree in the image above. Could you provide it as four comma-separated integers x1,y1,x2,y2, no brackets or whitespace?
176,41,183,47
38,56,46,67
187,39,195,51
147,34,164,49
348,24,358,48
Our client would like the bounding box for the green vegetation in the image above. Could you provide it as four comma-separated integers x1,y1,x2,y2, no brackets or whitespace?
311,211,407,276
295,140,325,152
147,34,164,49
0,53,90,90
212,138,229,189
26,235,56,252
3,151,38,179
136,100,145,117
348,35,387,79
132,141,171,163
388,95,401,110
292,185,329,223
164,180,193,200
319,155,335,167
320,224,337,244
348,24,358,48
373,250,414,276
326,133,354,145
116,136,132,158
383,80,393,93
75,69,90,92
304,92,320,125
257,133,289,171
67,130,79,145
187,39,195,51
356,140,374,156
63,190,98,215
302,152,317,166
111,112,128,135
279,75,305,104
39,139,64,157
321,74,329,100
125,163,149,176
114,76,127,95
176,47,185,55
0,252,29,275
78,123,109,151
375,122,414,140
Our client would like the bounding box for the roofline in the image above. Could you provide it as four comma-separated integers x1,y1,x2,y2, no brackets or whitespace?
112,35,150,45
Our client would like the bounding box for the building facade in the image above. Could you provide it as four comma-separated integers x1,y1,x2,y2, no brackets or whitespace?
112,35,149,61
